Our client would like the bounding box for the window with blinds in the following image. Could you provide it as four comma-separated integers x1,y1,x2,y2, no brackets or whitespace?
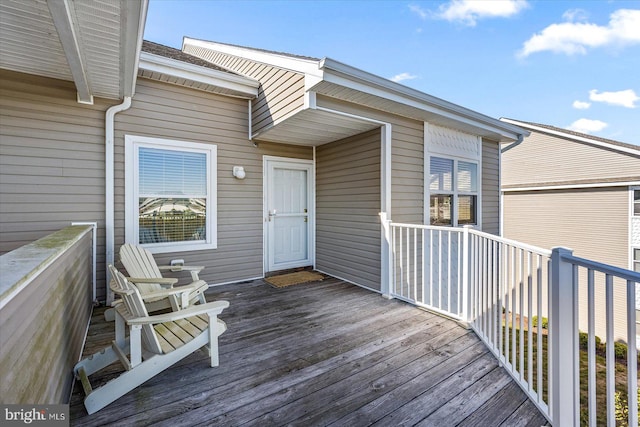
125,136,217,253
429,156,478,226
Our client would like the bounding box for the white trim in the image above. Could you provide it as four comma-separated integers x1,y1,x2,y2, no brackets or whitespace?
503,181,640,192
125,135,218,254
139,52,259,98
47,0,92,104
183,38,323,78
314,268,381,294
120,0,148,98
500,118,640,157
263,156,315,273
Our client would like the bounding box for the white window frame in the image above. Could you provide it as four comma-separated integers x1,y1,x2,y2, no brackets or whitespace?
632,186,640,217
125,135,217,254
427,156,480,227
424,123,482,228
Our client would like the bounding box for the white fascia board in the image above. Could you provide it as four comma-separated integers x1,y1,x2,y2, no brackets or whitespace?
120,0,148,98
47,0,92,104
320,58,526,142
503,181,640,192
139,52,259,98
183,37,323,78
500,118,640,156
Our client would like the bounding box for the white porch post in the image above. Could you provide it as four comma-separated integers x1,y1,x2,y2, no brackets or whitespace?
550,246,578,426
380,212,393,299
461,225,472,323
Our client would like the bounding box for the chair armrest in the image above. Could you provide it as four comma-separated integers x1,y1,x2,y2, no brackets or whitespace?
159,265,204,272
139,284,198,301
127,277,178,287
127,300,230,325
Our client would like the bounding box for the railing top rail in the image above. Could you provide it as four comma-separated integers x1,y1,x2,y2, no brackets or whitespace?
468,228,552,257
561,252,640,282
388,222,464,232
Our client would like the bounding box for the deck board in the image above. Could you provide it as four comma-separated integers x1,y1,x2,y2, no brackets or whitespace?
70,277,549,426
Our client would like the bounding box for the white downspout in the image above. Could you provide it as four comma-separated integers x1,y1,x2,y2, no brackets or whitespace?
105,97,132,304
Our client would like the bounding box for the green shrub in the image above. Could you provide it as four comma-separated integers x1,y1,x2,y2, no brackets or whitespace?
615,388,640,427
532,316,548,329
614,342,627,359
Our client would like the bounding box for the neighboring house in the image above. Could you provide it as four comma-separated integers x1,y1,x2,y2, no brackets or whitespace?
500,118,640,341
1,1,526,305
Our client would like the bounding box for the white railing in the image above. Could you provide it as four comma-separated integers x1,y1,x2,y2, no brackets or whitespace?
382,217,639,427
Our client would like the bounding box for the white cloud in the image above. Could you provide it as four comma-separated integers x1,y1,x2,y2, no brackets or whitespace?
567,118,608,134
519,9,640,57
572,100,591,110
562,9,588,23
390,72,418,83
589,89,639,108
436,0,528,27
408,4,428,20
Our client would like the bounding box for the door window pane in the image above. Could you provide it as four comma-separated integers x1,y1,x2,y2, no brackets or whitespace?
430,157,453,191
430,195,452,225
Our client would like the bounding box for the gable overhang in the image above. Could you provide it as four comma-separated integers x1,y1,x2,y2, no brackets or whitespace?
139,52,259,99
182,37,527,145
317,58,526,143
0,0,148,103
500,118,640,156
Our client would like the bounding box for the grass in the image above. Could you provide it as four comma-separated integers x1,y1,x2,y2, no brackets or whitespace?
496,315,638,426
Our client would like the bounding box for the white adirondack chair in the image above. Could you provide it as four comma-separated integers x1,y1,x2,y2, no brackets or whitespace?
75,265,229,415
119,243,208,312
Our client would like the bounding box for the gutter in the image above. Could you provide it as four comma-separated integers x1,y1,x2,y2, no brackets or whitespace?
105,97,132,304
500,132,525,153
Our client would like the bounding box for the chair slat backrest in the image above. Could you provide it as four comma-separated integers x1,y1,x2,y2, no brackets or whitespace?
119,244,164,294
108,265,163,354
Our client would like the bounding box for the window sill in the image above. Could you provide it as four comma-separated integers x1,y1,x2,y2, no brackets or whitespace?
142,242,217,254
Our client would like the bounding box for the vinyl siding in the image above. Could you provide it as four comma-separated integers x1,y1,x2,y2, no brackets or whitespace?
316,95,424,224
0,69,109,298
317,96,502,231
503,187,630,340
482,139,500,234
316,129,381,290
114,78,313,289
182,46,306,135
502,131,640,187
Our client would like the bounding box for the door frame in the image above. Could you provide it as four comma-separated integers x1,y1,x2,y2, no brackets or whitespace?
263,155,315,274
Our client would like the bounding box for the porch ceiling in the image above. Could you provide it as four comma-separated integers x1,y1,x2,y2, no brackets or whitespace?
0,0,146,102
253,108,381,146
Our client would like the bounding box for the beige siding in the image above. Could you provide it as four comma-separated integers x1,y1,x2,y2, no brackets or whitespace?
482,139,500,234
114,78,313,287
316,129,381,290
317,96,502,232
0,226,92,404
316,95,424,224
503,187,630,340
502,131,640,187
0,69,109,298
182,46,306,135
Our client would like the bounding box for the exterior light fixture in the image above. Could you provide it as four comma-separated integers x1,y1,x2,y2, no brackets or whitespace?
232,166,246,180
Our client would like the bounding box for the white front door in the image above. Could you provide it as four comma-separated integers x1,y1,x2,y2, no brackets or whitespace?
264,157,314,272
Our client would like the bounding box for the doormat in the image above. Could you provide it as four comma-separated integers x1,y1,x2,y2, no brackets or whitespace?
265,271,324,288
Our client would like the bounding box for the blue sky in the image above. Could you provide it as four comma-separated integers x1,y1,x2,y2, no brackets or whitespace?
145,0,640,144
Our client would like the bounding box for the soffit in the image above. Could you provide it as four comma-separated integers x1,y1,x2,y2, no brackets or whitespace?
0,0,145,101
253,108,380,146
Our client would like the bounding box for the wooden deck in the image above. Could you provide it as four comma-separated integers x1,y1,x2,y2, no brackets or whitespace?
70,276,548,426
